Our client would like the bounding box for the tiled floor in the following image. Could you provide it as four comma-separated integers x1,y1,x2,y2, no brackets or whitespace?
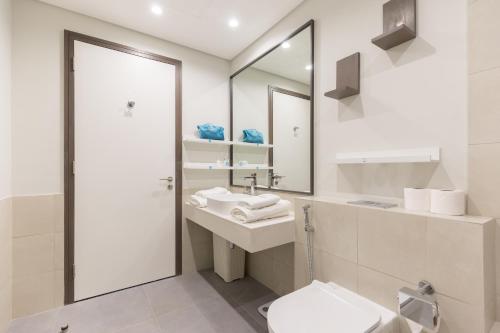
7,270,278,333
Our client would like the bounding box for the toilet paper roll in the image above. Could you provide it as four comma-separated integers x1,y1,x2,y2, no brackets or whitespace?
404,188,430,212
430,189,466,216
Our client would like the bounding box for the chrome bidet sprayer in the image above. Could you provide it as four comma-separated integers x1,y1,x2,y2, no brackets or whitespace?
303,204,314,283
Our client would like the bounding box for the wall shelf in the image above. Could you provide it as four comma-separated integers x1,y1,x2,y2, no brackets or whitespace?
183,135,272,148
182,136,232,146
336,147,440,164
234,164,274,170
324,52,360,100
372,0,416,50
183,162,233,170
233,141,273,148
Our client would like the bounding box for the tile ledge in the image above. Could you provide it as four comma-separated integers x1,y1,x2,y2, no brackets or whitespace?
295,194,493,225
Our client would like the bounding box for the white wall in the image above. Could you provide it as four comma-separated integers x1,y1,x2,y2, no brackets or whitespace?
232,0,468,198
12,0,230,196
0,0,12,200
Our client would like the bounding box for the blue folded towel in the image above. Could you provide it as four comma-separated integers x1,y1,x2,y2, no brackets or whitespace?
197,123,225,141
242,129,264,144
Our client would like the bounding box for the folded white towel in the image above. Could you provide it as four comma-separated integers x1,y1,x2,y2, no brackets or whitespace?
187,195,207,208
230,200,291,223
237,194,280,210
195,187,230,198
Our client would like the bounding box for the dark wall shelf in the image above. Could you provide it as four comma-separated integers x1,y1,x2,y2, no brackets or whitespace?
324,52,360,100
372,0,416,50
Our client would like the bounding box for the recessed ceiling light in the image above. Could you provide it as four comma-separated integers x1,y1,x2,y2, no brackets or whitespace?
305,64,313,71
151,4,163,16
281,41,291,49
228,18,240,28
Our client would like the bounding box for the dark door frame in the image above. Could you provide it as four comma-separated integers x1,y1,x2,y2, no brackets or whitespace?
267,86,311,193
63,30,183,304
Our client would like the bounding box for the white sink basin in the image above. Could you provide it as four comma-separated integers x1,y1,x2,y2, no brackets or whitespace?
207,193,253,215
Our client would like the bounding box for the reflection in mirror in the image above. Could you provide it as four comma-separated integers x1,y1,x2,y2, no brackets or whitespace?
230,21,314,194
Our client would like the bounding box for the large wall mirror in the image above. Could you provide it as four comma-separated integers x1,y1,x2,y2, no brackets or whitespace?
230,20,314,194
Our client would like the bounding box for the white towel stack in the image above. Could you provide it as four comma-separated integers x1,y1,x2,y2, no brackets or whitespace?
187,187,231,208
230,194,291,223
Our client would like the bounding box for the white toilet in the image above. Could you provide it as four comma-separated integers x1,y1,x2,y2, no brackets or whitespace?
267,281,398,333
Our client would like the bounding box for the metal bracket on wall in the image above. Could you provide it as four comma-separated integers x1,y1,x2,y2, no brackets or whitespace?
324,52,360,100
372,0,417,50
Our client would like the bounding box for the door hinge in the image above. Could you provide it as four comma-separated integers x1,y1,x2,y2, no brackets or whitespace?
72,161,75,175
70,57,75,72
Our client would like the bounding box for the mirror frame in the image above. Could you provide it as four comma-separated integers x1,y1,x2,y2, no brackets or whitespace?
229,20,315,195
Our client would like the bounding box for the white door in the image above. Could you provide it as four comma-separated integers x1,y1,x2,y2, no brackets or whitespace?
273,90,311,192
74,41,177,300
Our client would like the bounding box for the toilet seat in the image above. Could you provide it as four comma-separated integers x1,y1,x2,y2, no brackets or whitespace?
268,281,382,333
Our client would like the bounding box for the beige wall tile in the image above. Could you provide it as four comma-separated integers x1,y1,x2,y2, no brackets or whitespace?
468,143,500,218
13,272,55,318
469,0,500,73
294,198,313,244
316,249,357,292
358,209,426,284
0,198,12,286
271,243,294,267
313,201,357,262
13,195,55,237
182,218,213,274
272,261,294,296
470,68,500,144
13,234,54,278
497,294,500,321
435,293,484,333
426,217,484,305
247,250,274,292
182,239,213,274
294,242,309,290
483,220,496,331
496,221,500,295
54,194,64,233
357,266,413,312
54,232,64,271
0,279,12,333
54,270,64,307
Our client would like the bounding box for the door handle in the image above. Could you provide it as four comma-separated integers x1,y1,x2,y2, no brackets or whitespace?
160,177,173,182
160,177,174,190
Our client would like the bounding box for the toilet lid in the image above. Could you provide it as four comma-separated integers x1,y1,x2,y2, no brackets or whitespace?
268,281,381,333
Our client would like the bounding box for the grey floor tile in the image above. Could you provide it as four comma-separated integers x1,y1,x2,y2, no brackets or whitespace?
112,319,161,333
8,310,58,333
156,304,216,333
237,293,277,331
94,287,154,330
10,271,273,333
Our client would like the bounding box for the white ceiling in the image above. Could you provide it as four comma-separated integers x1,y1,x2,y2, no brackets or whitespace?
37,0,305,59
252,26,312,84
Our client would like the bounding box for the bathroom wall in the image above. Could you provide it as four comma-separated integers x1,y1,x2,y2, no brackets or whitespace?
0,0,13,331
11,0,230,317
231,0,468,199
295,197,495,333
467,0,500,322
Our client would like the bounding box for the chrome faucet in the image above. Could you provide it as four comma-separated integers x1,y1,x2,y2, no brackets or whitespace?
270,173,285,187
244,173,258,195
